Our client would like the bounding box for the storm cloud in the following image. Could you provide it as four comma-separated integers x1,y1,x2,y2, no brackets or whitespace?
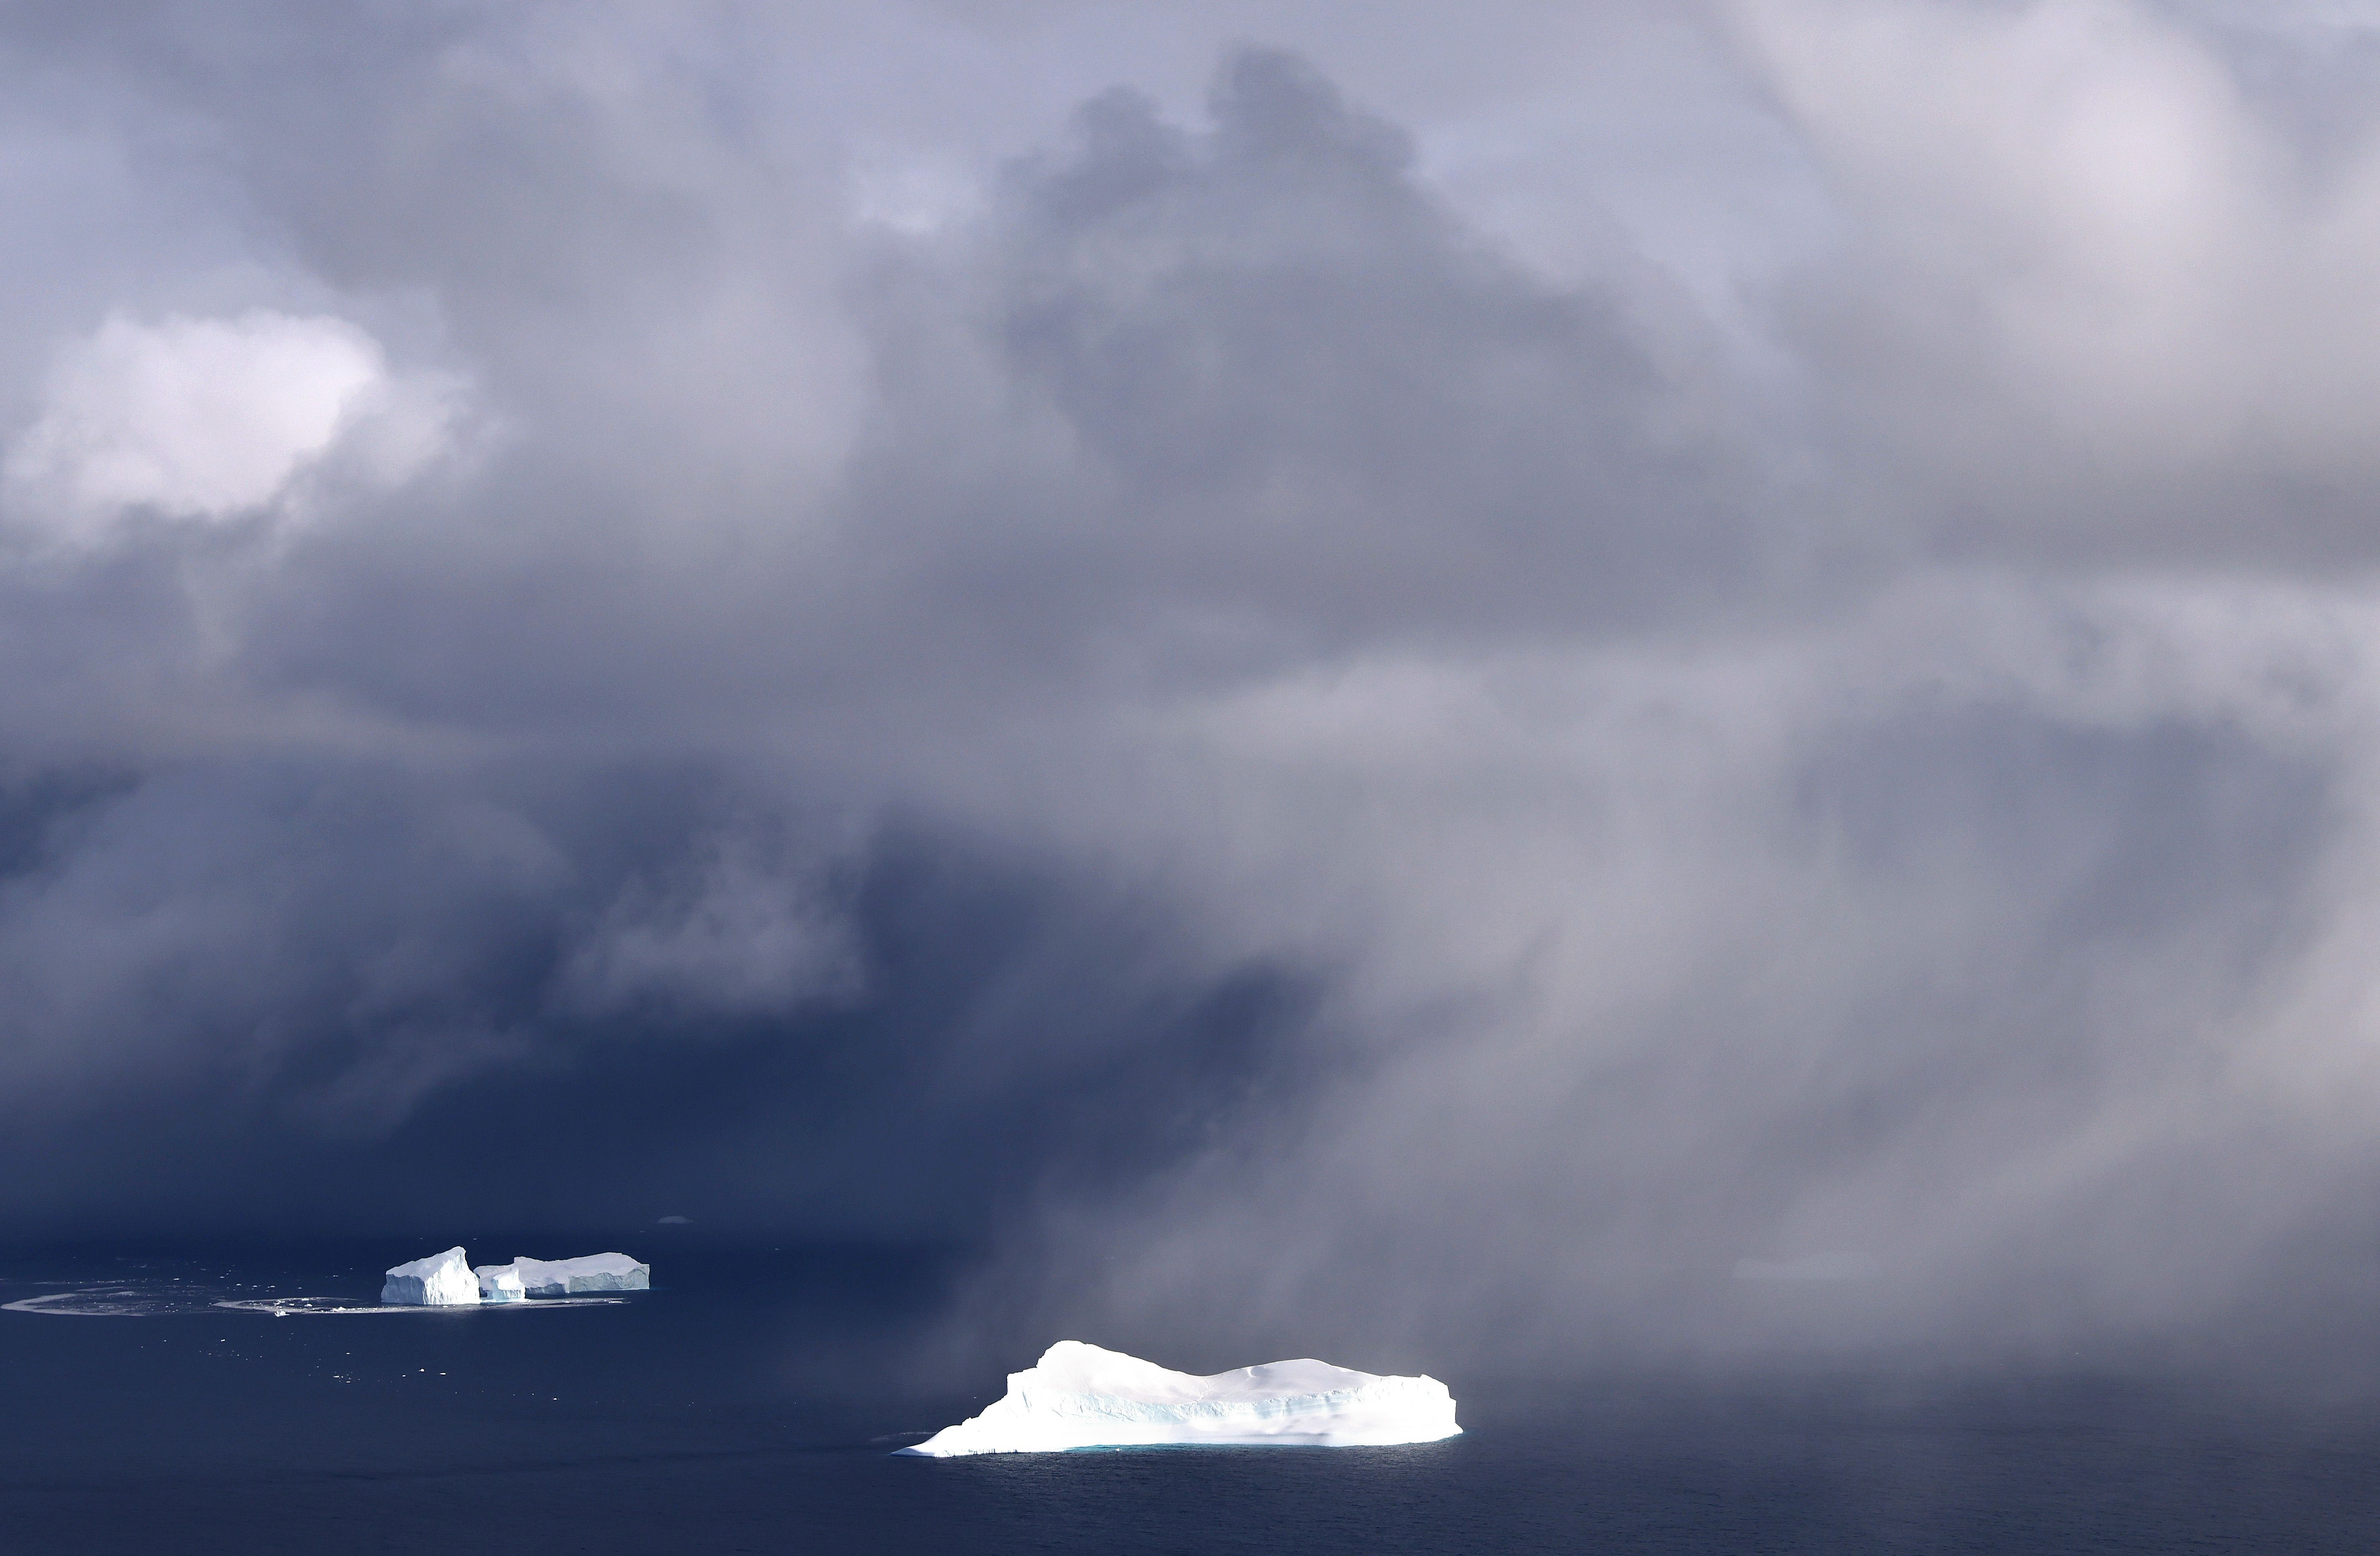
5,0,2380,1375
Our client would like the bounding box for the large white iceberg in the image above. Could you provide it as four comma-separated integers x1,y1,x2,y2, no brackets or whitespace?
475,1264,525,1303
381,1247,479,1306
901,1341,1461,1456
509,1253,649,1296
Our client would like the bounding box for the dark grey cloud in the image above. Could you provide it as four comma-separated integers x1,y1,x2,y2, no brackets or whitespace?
2,1,2379,1377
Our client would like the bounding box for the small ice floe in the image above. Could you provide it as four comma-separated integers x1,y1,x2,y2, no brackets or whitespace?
657,1216,693,1225
381,1247,480,1306
902,1341,1461,1456
1732,1252,1883,1283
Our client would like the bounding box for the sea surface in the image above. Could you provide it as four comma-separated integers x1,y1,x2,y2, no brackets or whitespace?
3,1240,2376,1555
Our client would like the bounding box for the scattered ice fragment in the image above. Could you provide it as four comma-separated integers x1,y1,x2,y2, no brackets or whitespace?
380,1247,479,1306
508,1253,649,1296
475,1264,525,1303
902,1341,1461,1456
657,1215,693,1224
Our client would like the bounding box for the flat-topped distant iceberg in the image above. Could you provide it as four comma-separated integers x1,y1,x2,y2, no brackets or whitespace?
509,1253,649,1296
381,1247,478,1306
901,1341,1461,1456
377,1248,646,1305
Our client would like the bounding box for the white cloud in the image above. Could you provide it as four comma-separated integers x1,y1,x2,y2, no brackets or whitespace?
2,309,440,545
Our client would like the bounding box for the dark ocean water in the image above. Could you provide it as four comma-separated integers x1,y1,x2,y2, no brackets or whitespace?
3,1241,2376,1555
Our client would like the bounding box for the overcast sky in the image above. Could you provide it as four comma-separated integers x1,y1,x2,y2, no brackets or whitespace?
7,0,2380,1375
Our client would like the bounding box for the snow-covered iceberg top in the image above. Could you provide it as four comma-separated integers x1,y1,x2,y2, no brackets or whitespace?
509,1253,648,1296
381,1247,478,1306
902,1341,1461,1456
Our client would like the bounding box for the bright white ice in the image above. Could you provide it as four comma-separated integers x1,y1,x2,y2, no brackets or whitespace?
509,1252,648,1296
475,1263,525,1303
380,1247,478,1306
901,1341,1462,1456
